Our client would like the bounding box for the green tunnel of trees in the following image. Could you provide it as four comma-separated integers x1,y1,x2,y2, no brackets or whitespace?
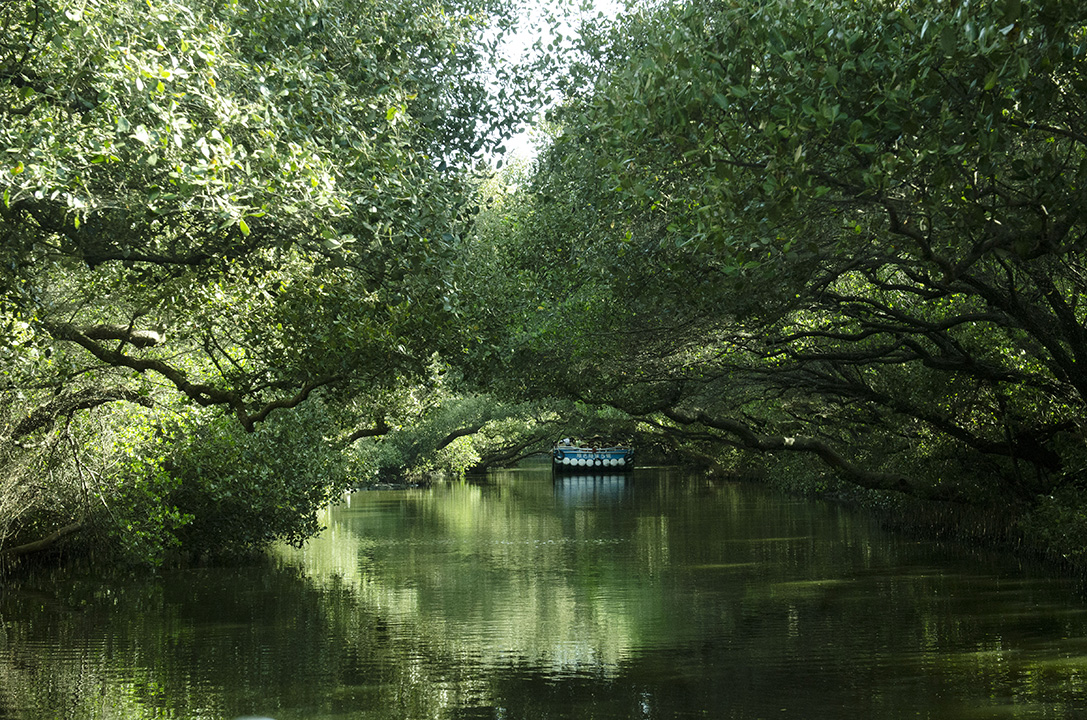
2,0,1087,566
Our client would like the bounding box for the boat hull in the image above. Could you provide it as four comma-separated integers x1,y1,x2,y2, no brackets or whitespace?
552,446,634,472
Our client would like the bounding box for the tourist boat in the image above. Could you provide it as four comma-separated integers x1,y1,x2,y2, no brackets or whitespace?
551,438,634,472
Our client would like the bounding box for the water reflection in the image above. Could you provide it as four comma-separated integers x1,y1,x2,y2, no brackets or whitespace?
4,467,1087,719
303,477,641,681
552,473,632,505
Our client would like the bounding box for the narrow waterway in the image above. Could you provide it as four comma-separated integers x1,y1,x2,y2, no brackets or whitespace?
4,464,1087,719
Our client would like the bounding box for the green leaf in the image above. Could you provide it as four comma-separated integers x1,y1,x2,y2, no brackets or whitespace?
132,126,152,145
1002,0,1021,24
238,218,250,236
940,25,957,55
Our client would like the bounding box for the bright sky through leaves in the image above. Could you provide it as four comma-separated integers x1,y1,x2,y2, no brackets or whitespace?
497,0,626,164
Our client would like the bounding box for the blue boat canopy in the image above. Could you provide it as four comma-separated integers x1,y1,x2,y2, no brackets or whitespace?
552,437,633,472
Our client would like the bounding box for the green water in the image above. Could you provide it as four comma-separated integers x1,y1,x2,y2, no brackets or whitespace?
4,465,1087,719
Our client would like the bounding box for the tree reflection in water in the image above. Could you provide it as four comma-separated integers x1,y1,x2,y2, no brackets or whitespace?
4,466,1087,719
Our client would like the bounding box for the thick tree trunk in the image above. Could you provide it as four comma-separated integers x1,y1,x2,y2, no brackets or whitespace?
2,523,84,558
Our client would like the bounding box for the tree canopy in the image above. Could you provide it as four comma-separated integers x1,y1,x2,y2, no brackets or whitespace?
1,0,528,420
453,0,1087,539
5,0,1087,565
0,0,535,562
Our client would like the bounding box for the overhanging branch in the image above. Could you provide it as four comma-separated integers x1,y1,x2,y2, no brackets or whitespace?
2,522,84,558
435,423,486,452
346,418,392,444
7,386,154,442
661,407,931,497
44,321,337,431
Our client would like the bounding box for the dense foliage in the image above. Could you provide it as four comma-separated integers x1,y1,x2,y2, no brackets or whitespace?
454,0,1087,555
0,0,533,563
5,0,1087,565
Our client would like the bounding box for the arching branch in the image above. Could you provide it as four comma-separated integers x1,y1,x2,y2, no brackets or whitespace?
2,522,84,558
6,387,154,442
346,418,391,444
43,321,338,432
660,407,944,499
435,423,486,452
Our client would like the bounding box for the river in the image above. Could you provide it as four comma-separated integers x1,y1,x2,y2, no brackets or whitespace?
3,464,1087,719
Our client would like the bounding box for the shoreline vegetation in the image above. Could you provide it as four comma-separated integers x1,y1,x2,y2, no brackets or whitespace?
3,460,1083,586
